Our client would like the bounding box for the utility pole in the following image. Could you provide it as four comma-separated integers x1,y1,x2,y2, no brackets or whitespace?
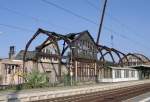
96,0,108,45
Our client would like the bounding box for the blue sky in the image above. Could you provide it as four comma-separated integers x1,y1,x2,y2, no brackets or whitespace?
0,0,150,58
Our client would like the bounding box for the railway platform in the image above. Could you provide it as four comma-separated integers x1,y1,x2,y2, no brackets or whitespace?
0,80,150,102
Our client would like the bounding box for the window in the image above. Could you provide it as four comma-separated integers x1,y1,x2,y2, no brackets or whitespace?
42,49,45,53
8,68,11,74
46,48,48,53
104,68,112,78
6,65,14,74
83,40,85,45
124,70,129,78
131,70,135,77
43,49,46,53
115,69,121,78
54,57,57,61
46,49,50,54
87,41,89,47
85,50,87,55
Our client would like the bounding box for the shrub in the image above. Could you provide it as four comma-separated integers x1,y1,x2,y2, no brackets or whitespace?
63,73,71,86
63,73,77,86
24,69,49,88
0,75,2,83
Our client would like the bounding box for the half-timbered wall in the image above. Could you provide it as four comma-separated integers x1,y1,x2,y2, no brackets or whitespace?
73,32,97,60
22,29,150,84
71,32,98,82
75,61,96,81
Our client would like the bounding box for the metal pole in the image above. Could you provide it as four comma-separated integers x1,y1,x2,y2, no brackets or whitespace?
70,47,73,86
96,0,108,45
70,46,75,86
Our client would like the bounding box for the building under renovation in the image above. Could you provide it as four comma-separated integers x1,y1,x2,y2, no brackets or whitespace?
22,29,150,83
0,29,150,85
0,0,150,86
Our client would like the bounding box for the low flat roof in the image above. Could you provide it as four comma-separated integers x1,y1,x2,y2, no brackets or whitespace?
108,66,136,70
130,64,150,68
0,59,23,65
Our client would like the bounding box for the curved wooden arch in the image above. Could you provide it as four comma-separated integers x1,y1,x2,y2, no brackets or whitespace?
111,48,123,66
23,28,71,72
99,51,115,63
98,45,111,63
61,45,69,57
98,45,116,65
133,53,150,62
97,46,105,63
123,53,145,66
98,45,126,66
111,48,129,66
36,37,55,51
98,49,105,62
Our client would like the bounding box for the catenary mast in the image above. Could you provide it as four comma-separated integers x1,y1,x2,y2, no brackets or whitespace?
96,0,108,45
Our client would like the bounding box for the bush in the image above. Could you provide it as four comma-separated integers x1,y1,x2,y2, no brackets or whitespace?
0,75,2,83
63,73,77,86
63,73,71,86
24,69,49,88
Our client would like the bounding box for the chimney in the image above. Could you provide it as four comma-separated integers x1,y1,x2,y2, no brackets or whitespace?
9,46,15,59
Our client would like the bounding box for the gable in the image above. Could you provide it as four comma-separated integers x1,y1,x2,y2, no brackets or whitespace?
72,31,98,60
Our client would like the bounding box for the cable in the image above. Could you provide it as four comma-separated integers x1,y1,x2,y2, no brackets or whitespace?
41,0,97,25
1,0,149,52
85,0,99,10
0,6,39,22
0,23,34,32
108,14,148,41
84,0,150,50
0,5,71,31
104,27,150,51
84,0,148,42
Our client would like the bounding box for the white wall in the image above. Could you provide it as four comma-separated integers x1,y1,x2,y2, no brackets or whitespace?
99,68,139,82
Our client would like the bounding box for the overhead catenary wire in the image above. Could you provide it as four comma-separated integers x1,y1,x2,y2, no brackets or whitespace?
84,0,149,44
108,14,148,41
0,5,71,31
0,23,34,32
0,0,149,53
0,6,39,22
85,0,101,10
41,0,98,25
41,0,150,52
1,0,145,48
0,0,147,46
105,27,150,52
84,0,150,51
